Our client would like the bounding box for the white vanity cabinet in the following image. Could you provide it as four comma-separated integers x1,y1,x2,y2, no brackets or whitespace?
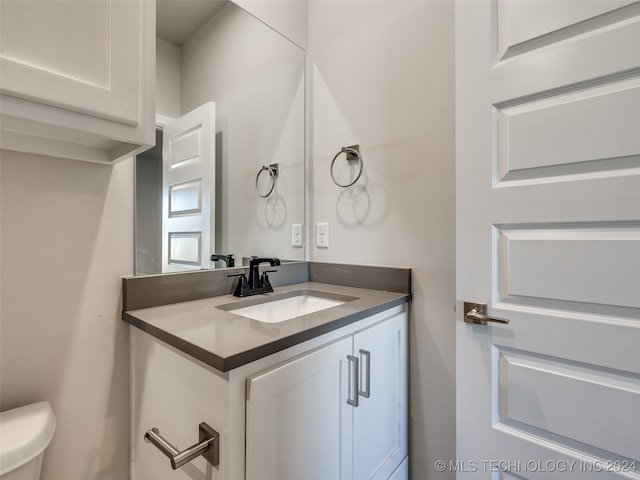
246,310,408,480
130,304,408,480
0,0,155,164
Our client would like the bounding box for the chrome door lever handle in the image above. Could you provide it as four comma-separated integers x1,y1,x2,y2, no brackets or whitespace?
464,302,510,325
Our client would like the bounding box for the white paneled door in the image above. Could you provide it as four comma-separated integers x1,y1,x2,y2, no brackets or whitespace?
162,102,216,272
456,1,640,479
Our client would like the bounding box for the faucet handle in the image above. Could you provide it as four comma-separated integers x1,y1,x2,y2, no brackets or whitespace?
227,273,249,297
260,270,278,289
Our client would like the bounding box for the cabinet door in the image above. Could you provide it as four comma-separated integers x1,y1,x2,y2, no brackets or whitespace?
353,312,408,480
1,0,142,125
246,337,354,480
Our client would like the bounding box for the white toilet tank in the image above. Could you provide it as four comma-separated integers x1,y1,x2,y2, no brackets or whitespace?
0,402,55,480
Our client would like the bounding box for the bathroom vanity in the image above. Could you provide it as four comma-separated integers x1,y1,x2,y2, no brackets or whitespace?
123,263,410,480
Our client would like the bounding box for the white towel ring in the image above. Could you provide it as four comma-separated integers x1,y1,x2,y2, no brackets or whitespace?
330,145,363,187
256,163,279,198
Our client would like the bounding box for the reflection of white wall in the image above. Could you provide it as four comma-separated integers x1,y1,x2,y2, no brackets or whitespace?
156,37,181,119
181,2,305,261
135,131,163,275
234,0,308,49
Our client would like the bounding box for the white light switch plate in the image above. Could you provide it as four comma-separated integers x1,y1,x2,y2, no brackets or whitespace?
316,223,329,248
292,224,303,247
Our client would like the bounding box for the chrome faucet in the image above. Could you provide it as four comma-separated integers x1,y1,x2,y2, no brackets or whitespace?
228,257,280,297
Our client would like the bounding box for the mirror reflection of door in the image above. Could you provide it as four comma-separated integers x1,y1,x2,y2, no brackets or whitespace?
161,102,216,273
134,102,216,275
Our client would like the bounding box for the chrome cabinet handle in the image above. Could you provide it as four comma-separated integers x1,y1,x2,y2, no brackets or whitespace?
464,302,510,325
358,349,371,398
347,355,359,407
144,422,219,470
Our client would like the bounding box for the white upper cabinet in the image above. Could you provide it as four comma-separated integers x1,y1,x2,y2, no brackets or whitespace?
0,0,155,164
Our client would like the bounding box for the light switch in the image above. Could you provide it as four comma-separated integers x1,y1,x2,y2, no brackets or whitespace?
316,223,329,248
292,224,303,247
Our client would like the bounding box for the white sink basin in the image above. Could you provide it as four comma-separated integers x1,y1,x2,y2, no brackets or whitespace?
225,292,353,323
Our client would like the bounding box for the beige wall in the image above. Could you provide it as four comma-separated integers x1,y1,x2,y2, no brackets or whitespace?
308,1,456,478
0,151,134,480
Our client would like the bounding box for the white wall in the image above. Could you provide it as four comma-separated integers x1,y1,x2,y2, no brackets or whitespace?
308,1,456,478
0,151,134,480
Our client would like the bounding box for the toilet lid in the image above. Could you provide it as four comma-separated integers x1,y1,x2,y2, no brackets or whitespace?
0,402,56,476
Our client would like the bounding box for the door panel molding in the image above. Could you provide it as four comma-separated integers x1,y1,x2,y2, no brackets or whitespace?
496,346,640,460
495,77,640,185
496,0,640,61
495,223,640,309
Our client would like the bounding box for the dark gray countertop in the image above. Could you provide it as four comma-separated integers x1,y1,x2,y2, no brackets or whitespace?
123,282,411,372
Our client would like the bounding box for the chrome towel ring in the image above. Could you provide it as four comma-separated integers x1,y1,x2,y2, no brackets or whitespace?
256,163,279,198
330,145,363,187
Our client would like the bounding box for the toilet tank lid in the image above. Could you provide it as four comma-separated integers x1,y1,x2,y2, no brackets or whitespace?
0,402,56,476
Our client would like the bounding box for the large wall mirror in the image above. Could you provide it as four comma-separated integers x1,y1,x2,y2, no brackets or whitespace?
135,0,305,275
